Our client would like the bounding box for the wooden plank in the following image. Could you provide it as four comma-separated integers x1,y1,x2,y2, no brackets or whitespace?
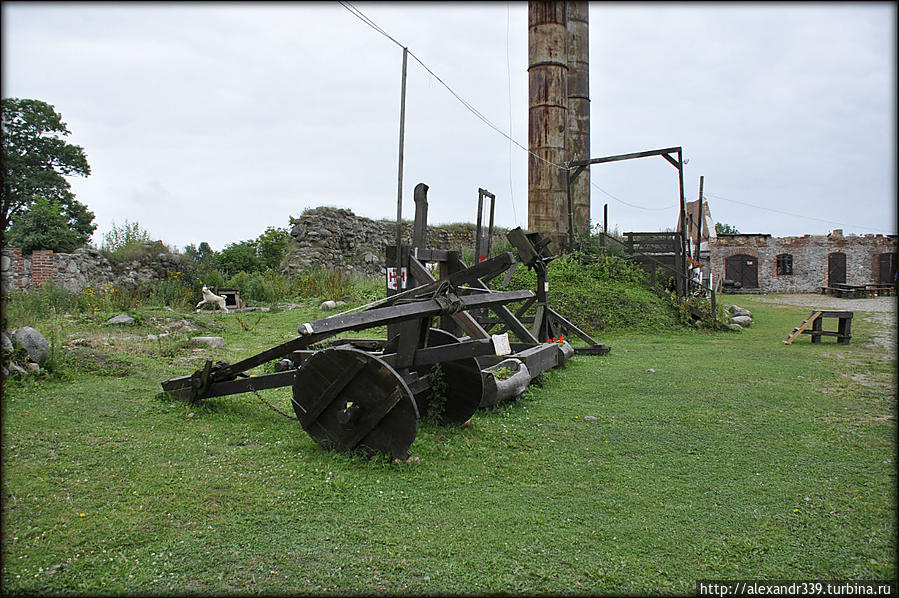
201,370,298,398
465,276,539,344
783,311,823,344
380,339,497,368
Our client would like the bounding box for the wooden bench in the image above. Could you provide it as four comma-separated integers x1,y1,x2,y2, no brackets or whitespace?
784,310,853,345
804,310,853,344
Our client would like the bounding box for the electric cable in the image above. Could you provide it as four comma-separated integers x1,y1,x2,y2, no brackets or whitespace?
337,0,570,173
706,192,893,234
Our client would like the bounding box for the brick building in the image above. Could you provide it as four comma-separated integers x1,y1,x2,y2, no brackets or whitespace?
707,230,897,293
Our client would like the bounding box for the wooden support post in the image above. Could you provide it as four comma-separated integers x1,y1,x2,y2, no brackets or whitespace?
696,176,704,260
413,183,429,250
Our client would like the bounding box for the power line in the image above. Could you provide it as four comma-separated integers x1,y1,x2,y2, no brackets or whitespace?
339,2,692,221
337,0,569,173
705,192,893,234
590,181,673,212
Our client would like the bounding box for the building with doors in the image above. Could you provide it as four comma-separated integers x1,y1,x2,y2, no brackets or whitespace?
706,230,897,293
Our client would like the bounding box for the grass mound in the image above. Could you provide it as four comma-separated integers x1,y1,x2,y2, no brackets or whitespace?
505,252,681,333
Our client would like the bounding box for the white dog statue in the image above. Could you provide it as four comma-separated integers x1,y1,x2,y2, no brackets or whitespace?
196,286,229,313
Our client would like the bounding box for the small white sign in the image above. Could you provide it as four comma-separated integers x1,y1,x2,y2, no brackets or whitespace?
544,282,549,293
492,333,511,356
386,267,408,290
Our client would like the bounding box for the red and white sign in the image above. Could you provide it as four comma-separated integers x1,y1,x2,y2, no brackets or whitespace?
386,267,408,290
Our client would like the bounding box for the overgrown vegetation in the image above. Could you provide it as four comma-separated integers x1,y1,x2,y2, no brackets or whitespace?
1,296,894,594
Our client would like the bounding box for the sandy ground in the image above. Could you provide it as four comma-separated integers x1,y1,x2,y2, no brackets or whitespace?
746,294,897,360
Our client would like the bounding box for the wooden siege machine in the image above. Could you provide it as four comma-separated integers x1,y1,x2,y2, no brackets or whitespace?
161,184,609,460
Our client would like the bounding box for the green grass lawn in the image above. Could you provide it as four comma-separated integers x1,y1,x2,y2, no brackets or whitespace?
1,296,895,595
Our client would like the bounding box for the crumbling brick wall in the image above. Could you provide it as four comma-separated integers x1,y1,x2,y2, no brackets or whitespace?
707,231,897,292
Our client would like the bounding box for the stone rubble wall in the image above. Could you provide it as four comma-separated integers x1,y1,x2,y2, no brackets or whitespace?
708,231,897,293
1,207,505,293
281,206,503,276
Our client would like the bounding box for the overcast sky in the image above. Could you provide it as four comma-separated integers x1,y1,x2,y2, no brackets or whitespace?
2,2,896,251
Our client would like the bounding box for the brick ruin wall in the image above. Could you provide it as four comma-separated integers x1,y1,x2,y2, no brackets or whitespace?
708,232,898,293
1,246,187,295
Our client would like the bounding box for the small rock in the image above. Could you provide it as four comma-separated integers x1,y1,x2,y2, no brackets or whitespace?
11,327,50,365
8,362,27,376
646,368,656,373
26,362,41,374
147,334,158,341
107,314,135,325
188,412,195,419
730,315,752,327
727,323,743,332
729,305,752,318
335,301,347,307
583,415,598,421
320,300,338,310
1,331,13,356
192,336,225,349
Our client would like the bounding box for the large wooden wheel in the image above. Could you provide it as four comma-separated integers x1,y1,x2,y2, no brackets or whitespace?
413,328,484,425
292,347,419,459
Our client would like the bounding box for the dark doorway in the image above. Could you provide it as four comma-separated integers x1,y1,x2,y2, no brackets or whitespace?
725,254,759,288
828,252,847,286
879,252,897,283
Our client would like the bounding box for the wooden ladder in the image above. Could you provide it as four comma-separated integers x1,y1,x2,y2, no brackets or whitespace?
783,311,823,344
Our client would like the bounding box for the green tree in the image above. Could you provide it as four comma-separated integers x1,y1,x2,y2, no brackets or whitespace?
197,242,215,264
5,197,83,253
215,240,261,275
1,98,94,240
255,226,291,271
715,222,740,235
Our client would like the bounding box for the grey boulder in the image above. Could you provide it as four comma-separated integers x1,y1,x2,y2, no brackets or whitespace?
192,336,225,349
11,327,50,365
107,314,136,325
729,305,752,318
730,315,752,327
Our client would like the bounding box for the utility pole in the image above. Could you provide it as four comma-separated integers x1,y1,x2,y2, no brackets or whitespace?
395,47,409,253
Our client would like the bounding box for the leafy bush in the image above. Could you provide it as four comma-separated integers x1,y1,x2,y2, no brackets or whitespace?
102,220,152,252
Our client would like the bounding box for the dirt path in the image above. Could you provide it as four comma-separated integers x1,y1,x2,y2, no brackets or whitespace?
748,294,896,360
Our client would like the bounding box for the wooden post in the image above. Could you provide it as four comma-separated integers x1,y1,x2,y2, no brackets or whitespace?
601,203,608,252
676,148,688,296
696,176,704,260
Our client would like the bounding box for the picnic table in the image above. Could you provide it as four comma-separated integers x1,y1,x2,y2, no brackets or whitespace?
820,283,895,298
